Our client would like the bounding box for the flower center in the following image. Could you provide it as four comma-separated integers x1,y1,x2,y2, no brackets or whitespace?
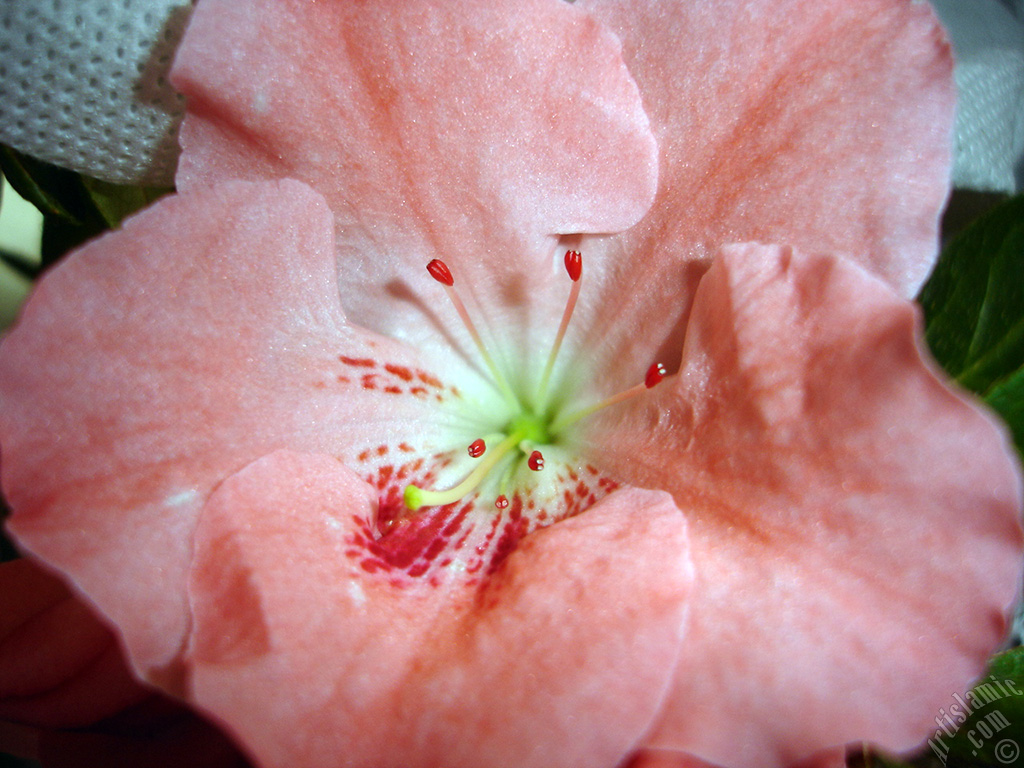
402,251,666,512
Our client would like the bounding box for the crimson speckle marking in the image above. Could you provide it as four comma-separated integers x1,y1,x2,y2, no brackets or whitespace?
337,375,351,384
488,507,527,574
340,356,376,367
362,374,377,389
418,371,443,388
411,386,428,397
424,537,447,562
384,363,414,381
384,385,402,394
346,447,622,586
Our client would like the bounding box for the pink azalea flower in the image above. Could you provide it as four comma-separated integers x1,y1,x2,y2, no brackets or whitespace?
1,0,1021,767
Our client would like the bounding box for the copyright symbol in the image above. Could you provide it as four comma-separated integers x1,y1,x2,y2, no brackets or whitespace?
995,738,1019,765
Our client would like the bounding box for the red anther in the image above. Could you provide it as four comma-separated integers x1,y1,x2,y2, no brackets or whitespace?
426,259,455,286
645,362,667,389
564,250,582,282
467,438,486,458
528,450,545,471
495,495,509,509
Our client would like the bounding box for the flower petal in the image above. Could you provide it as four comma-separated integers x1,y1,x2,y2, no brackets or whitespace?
171,0,658,336
186,450,692,768
588,243,1023,766
0,180,476,675
578,0,954,298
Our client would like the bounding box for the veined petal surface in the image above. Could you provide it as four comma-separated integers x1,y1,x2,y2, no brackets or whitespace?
588,243,1023,766
0,180,474,673
172,0,658,342
568,0,955,390
186,450,693,768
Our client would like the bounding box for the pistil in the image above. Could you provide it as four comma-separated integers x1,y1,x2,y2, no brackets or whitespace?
404,428,530,511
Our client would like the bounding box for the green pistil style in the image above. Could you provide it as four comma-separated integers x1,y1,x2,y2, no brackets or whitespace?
404,423,539,511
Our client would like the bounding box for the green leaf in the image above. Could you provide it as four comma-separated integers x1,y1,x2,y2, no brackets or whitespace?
919,194,1024,396
80,176,171,229
986,367,1024,457
0,146,173,270
940,648,1024,768
0,145,84,224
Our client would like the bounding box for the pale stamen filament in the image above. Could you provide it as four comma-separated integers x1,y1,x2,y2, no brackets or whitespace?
549,363,666,434
402,255,669,514
427,259,517,406
537,250,582,405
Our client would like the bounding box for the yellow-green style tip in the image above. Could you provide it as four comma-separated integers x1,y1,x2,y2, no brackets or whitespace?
404,484,425,511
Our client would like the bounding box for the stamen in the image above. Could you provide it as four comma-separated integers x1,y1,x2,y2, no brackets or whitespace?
405,429,526,511
404,258,669,516
426,259,516,404
426,259,454,286
549,362,668,434
645,362,667,388
537,250,583,404
528,450,544,471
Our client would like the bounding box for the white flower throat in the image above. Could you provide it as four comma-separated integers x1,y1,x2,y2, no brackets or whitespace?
403,251,666,513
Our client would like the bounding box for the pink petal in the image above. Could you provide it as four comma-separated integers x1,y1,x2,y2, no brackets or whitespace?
172,0,658,338
588,243,1023,766
186,450,693,768
0,180,477,674
578,0,954,299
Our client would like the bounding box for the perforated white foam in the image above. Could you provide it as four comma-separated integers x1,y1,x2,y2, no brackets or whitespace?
0,0,193,186
925,0,1024,193
0,0,1021,192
